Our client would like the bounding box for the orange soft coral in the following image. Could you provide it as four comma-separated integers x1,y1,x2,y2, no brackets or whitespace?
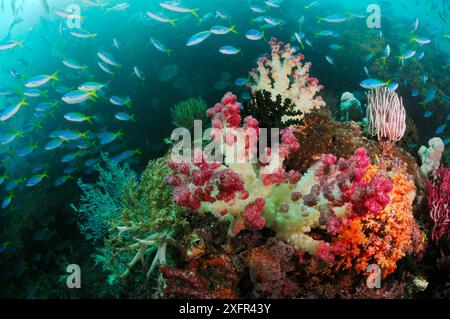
334,161,422,278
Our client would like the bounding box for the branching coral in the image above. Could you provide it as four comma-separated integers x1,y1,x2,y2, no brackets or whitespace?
427,165,450,245
72,153,137,243
242,90,303,129
249,38,325,123
79,157,185,290
170,97,208,129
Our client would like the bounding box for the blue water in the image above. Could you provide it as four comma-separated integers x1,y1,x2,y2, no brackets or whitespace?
0,0,448,298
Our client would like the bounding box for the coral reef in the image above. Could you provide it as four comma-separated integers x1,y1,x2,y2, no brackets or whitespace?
249,38,325,123
74,38,448,300
72,154,136,242
331,160,425,277
340,92,363,122
170,97,208,129
242,90,302,129
366,87,406,151
427,165,449,246
166,92,300,236
419,137,445,177
165,92,422,277
86,157,185,295
234,238,299,298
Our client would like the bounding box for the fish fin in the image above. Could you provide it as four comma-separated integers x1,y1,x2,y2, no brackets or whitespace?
89,90,99,100
229,25,238,34
191,8,200,18
125,98,133,108
51,70,60,81
131,114,136,122
81,130,90,138
317,17,322,23
169,19,177,28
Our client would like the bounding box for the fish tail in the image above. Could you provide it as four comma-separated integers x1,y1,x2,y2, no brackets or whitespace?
135,148,142,155
169,19,177,28
81,130,90,138
166,49,172,57
191,8,200,18
89,90,99,100
51,70,60,81
229,25,238,34
317,17,322,23
131,114,136,122
125,98,133,108
20,98,28,106
17,40,24,47
381,57,386,65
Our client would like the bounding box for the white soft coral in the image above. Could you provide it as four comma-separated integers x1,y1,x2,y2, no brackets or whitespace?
250,38,326,123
